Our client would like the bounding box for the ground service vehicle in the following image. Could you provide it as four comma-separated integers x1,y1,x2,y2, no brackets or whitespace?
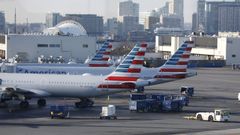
180,86,194,97
100,105,117,120
50,105,69,119
129,93,184,112
185,109,230,122
129,99,161,112
196,109,230,122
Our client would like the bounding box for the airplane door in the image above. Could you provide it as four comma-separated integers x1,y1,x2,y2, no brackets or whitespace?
40,78,47,90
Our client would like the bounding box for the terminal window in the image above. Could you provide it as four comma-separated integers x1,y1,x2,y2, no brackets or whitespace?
83,44,88,48
37,44,48,47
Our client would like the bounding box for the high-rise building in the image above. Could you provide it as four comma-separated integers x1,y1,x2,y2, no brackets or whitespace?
197,0,206,32
118,0,139,18
139,12,151,25
192,13,198,32
168,1,174,15
106,18,118,36
168,0,184,28
205,2,225,34
46,13,62,28
205,1,240,35
0,12,5,34
162,15,182,28
168,0,183,17
118,16,139,39
218,3,240,32
64,14,103,36
144,16,159,31
159,2,169,16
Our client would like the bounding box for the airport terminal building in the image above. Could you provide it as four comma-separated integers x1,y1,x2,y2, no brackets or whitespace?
0,21,96,63
155,33,240,65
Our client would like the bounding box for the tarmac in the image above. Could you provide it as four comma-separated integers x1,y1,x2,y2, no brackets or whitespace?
0,67,240,135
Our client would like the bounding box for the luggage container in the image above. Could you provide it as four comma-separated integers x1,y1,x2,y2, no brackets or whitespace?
162,99,183,112
129,93,184,113
130,93,147,101
172,95,189,106
100,105,117,119
171,100,183,112
153,95,183,112
162,100,172,111
148,94,166,102
129,100,138,111
129,99,161,112
180,86,194,97
129,100,148,112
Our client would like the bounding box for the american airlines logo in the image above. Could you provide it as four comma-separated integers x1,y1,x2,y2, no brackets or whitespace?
16,68,67,74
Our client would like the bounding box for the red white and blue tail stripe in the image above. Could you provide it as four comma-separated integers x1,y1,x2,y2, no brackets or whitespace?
154,41,194,79
88,42,112,67
98,43,147,90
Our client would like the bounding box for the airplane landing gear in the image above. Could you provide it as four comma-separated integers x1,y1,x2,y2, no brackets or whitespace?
137,87,145,93
19,100,29,109
131,87,145,93
37,99,46,107
75,98,94,108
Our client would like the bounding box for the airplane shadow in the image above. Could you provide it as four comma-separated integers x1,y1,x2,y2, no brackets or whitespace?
0,122,64,128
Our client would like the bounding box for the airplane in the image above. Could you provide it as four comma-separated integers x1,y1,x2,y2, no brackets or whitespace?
3,40,195,93
2,42,113,74
0,43,147,109
14,40,195,88
137,40,196,88
86,42,113,67
10,41,194,77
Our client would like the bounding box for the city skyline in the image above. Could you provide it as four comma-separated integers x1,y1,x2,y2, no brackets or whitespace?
0,0,196,23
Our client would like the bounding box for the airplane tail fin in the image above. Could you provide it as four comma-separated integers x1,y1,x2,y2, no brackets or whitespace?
88,42,112,67
154,41,194,79
98,43,147,90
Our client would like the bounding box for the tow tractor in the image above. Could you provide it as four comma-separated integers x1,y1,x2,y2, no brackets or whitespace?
50,105,70,119
184,109,230,122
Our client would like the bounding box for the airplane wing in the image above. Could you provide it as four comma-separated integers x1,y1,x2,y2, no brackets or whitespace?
3,87,51,98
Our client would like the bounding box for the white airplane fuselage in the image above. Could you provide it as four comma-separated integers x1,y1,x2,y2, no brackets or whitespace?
16,66,158,78
0,73,127,98
14,66,194,87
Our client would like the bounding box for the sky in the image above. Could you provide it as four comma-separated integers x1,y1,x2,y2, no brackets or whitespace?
0,0,197,23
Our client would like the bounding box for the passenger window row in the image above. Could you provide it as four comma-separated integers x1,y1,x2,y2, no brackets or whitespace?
48,81,96,87
2,79,96,87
